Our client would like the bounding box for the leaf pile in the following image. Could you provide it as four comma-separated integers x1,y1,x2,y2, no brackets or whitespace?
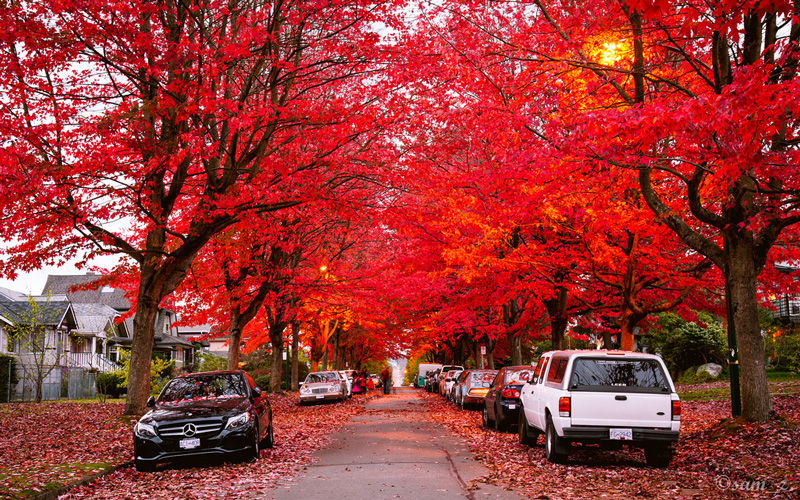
0,402,130,499
421,392,800,499
59,393,377,500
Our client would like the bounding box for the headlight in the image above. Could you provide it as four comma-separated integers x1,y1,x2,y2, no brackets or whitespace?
225,412,251,430
300,384,310,394
134,421,156,438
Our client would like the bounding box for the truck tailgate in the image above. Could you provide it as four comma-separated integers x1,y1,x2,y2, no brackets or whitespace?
570,392,673,428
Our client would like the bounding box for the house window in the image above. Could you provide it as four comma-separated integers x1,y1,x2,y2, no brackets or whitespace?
7,335,19,353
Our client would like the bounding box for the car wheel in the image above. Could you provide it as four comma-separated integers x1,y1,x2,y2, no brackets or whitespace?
493,406,504,432
134,459,155,472
545,416,568,464
482,406,492,429
260,422,274,449
644,445,673,468
518,410,538,446
244,425,261,461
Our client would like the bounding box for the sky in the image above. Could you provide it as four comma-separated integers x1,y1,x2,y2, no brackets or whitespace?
0,255,120,296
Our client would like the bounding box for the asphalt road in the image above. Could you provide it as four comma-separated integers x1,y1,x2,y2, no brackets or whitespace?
264,388,524,500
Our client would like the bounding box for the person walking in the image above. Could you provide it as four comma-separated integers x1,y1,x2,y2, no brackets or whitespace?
380,366,391,395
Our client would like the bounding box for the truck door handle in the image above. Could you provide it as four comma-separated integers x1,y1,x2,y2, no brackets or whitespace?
615,395,627,401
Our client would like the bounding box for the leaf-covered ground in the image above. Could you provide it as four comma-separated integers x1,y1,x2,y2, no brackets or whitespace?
3,388,799,499
0,401,131,499
0,393,377,500
421,392,800,500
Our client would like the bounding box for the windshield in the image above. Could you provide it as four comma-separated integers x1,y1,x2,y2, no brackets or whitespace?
505,368,534,385
469,372,497,387
305,372,340,383
158,373,247,403
569,358,670,392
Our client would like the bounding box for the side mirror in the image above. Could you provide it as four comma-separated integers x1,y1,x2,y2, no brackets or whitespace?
146,396,156,408
252,387,263,398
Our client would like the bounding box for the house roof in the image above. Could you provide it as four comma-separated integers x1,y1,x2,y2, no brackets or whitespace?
71,303,120,335
0,286,27,302
108,332,194,349
42,274,131,311
0,298,76,329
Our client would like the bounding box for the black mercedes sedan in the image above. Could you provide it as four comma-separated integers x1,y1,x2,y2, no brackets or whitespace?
133,370,273,471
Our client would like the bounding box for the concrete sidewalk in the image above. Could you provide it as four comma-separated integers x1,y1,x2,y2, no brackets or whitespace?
265,388,524,500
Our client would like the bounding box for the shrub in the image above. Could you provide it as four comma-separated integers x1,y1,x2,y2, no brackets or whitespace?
253,374,270,391
0,354,18,403
645,312,727,376
195,352,228,372
96,372,125,398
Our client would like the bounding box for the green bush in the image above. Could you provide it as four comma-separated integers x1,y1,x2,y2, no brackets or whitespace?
676,367,720,385
195,352,228,372
96,371,125,398
0,354,18,403
254,374,270,391
645,312,727,376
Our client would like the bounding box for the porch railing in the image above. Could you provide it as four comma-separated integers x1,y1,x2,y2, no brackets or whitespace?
67,352,121,372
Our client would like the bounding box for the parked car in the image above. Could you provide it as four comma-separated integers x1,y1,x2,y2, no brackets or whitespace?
339,369,356,397
424,369,441,392
518,350,681,467
440,369,462,398
133,370,273,472
483,365,534,432
370,373,382,388
436,365,464,395
416,363,443,388
299,371,348,405
454,369,498,409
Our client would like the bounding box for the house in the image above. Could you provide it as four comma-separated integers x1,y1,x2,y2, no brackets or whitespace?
43,274,196,371
0,291,78,400
771,263,800,323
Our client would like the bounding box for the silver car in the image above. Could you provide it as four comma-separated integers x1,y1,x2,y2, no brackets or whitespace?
299,371,348,405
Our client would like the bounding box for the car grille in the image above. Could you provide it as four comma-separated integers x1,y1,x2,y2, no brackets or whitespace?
312,387,330,394
157,419,224,438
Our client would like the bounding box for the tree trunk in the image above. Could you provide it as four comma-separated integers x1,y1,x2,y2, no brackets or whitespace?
729,238,771,421
268,321,287,393
544,287,569,350
226,308,243,371
618,308,646,351
126,288,160,414
291,319,300,391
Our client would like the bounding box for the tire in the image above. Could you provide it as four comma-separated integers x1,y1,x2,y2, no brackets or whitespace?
134,459,155,472
644,445,673,468
545,417,569,464
518,410,538,446
493,406,504,432
260,422,274,449
482,406,492,428
247,424,260,462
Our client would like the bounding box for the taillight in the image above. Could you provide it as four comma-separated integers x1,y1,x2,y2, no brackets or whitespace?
558,396,571,417
501,388,520,398
672,400,681,421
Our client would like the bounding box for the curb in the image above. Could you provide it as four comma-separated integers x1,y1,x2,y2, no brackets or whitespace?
31,461,133,500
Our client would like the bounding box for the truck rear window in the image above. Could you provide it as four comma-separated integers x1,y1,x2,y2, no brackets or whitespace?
568,358,671,393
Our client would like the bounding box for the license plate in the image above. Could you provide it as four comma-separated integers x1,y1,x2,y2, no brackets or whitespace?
316,394,324,399
179,438,200,449
507,404,516,410
610,428,632,440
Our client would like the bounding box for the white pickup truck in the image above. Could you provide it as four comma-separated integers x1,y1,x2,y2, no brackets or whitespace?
517,350,681,467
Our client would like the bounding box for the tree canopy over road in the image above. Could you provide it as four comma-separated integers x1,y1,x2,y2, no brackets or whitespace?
2,0,800,421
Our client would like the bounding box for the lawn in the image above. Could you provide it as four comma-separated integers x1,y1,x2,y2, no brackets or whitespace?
0,401,131,499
